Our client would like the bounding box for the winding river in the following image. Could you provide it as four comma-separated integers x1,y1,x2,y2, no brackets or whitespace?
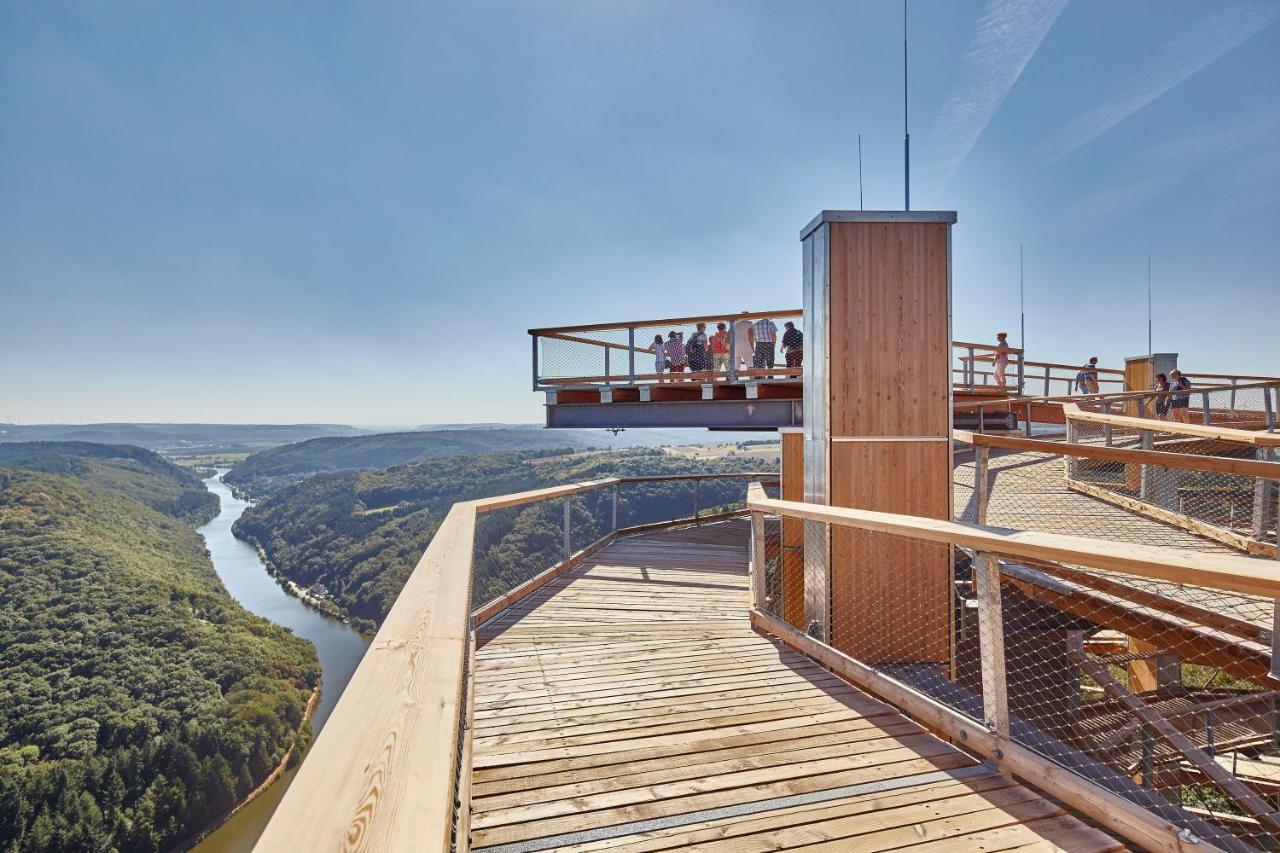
193,472,370,852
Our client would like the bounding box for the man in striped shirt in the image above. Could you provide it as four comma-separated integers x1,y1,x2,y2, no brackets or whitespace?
751,317,778,369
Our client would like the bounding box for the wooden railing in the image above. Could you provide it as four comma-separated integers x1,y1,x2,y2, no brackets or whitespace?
957,380,1280,437
256,472,778,852
746,482,1280,852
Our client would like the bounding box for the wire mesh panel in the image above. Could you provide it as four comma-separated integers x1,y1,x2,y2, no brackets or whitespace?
533,311,805,387
470,502,569,608
990,553,1280,851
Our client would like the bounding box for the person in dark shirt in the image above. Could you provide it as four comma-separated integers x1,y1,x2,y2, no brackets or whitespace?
1152,372,1171,419
1169,370,1192,422
781,322,803,368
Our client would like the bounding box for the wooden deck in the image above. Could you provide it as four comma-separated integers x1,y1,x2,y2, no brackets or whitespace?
469,521,1121,852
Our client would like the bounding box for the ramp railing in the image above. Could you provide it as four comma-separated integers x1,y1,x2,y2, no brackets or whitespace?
749,481,1280,852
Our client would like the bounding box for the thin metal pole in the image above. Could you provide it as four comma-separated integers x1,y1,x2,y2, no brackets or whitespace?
531,334,540,391
858,133,864,210
611,483,619,532
902,0,910,211
627,326,636,384
1152,251,1162,361
563,496,571,560
693,480,701,525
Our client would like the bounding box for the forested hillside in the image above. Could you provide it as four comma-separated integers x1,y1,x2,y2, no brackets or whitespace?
0,461,319,851
223,429,614,496
0,423,366,455
233,449,773,630
0,442,219,525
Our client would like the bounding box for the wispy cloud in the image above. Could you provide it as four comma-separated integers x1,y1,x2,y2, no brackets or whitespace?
1040,1,1280,163
929,0,1067,185
1063,109,1280,230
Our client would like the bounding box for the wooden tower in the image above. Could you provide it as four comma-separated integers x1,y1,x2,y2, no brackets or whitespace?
800,211,956,665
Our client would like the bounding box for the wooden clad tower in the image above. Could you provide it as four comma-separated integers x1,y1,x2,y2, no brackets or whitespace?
801,211,956,664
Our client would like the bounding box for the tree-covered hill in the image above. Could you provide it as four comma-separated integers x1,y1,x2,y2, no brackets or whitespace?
0,464,319,850
0,441,219,525
223,429,616,496
0,423,367,455
233,449,775,631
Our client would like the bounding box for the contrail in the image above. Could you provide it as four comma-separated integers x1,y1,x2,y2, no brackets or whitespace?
930,0,1068,185
1040,0,1280,163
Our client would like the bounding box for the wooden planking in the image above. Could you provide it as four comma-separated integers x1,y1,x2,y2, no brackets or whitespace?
469,521,1117,852
831,441,952,663
780,430,805,627
824,219,954,665
827,221,951,437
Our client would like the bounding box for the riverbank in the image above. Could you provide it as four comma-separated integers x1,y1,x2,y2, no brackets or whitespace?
181,685,320,849
193,473,370,852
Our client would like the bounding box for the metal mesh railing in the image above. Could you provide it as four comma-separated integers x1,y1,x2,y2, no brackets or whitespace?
751,431,1280,851
1075,382,1279,431
531,311,805,387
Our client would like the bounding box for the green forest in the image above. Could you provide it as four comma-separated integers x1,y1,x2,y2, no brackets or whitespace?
234,449,774,630
0,447,319,852
0,442,219,526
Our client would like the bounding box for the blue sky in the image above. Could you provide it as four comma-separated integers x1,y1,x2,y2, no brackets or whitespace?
2,0,1277,424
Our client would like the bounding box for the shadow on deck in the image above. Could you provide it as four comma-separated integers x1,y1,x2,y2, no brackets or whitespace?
469,521,1120,852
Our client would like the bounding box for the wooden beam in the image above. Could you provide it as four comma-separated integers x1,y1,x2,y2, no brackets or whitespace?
746,488,1280,600
1064,403,1280,448
1066,477,1277,558
955,429,1280,479
750,609,1217,853
539,330,656,354
529,308,802,336
256,504,478,852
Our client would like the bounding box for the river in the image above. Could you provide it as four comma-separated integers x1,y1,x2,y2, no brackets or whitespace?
192,472,370,852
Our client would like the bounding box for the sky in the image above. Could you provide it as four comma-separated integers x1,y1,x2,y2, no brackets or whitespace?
2,0,1277,425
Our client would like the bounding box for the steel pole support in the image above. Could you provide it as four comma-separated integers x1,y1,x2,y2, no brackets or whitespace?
563,495,571,560
627,326,636,384
974,551,1010,742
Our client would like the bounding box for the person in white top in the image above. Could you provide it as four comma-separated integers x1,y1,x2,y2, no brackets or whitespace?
751,317,778,369
732,315,753,371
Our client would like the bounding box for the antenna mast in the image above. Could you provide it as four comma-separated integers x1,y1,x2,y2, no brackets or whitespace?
1019,243,1025,357
1147,253,1153,360
903,0,910,210
858,133,864,210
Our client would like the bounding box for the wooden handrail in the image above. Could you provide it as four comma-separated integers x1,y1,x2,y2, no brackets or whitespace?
952,338,1025,355
257,503,478,852
952,379,1279,411
746,486,1280,599
541,330,657,354
529,308,802,336
1063,403,1280,447
954,429,1280,479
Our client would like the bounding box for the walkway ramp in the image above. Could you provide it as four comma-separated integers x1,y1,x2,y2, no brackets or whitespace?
469,522,1121,852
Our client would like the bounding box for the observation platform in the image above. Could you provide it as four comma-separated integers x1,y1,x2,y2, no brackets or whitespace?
468,521,1121,852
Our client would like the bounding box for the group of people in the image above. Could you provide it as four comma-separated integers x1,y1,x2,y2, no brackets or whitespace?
654,315,802,377
991,335,1195,421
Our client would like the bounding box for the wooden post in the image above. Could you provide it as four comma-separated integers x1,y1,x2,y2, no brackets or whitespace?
974,552,1009,738
780,429,806,628
750,510,767,611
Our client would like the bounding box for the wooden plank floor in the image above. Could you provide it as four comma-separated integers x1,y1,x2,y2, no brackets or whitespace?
468,521,1121,852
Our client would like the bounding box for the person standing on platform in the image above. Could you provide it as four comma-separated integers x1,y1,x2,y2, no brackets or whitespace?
1076,357,1100,395
1153,372,1171,419
752,316,778,370
733,313,754,372
686,322,709,373
710,322,730,372
781,321,803,369
993,332,1010,387
664,331,687,377
1169,370,1192,422
653,334,667,380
